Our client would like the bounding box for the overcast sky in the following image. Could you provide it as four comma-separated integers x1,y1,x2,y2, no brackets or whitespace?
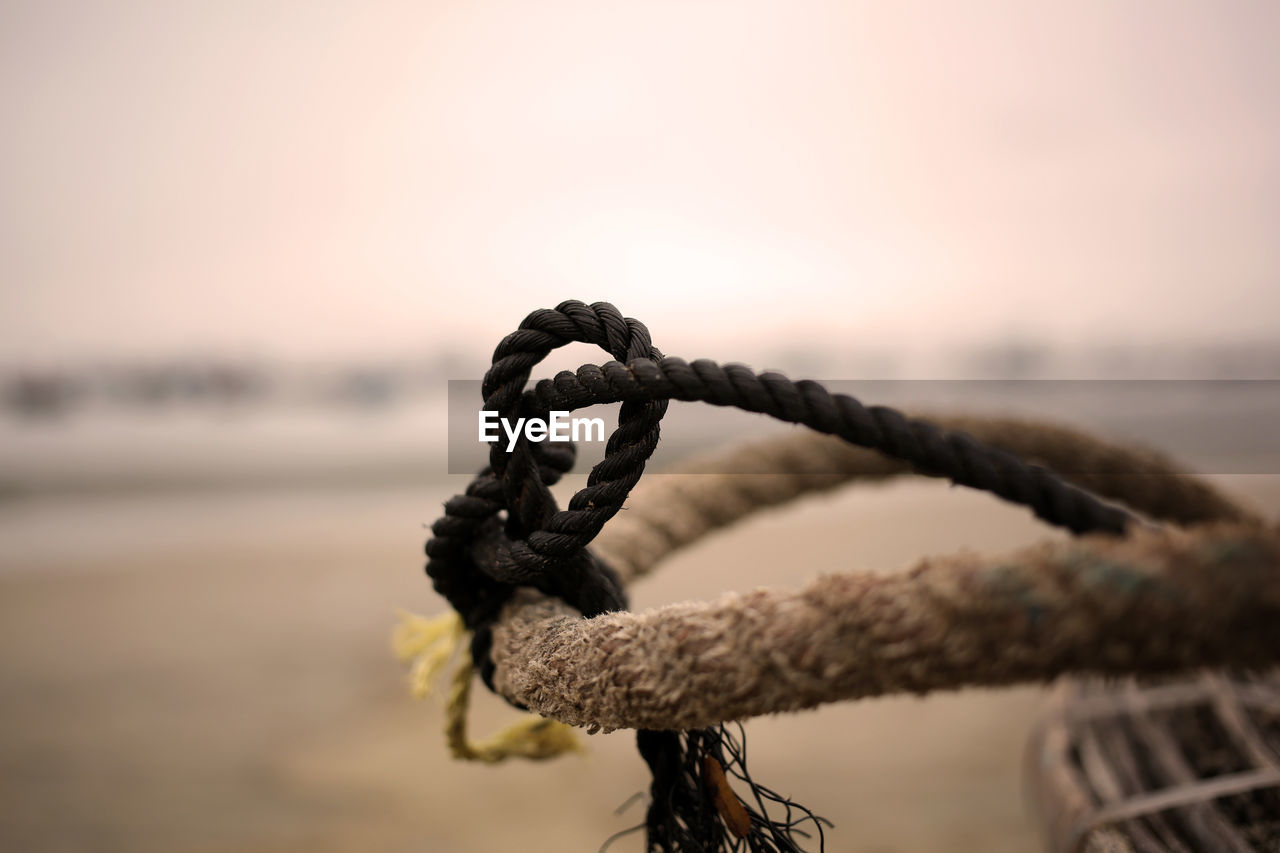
2,0,1278,365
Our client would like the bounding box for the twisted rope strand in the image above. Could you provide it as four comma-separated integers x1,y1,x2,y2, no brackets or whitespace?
427,300,668,628
509,356,1133,572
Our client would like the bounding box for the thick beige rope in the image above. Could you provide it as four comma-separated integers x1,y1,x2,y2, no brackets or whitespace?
493,521,1280,732
487,417,1273,732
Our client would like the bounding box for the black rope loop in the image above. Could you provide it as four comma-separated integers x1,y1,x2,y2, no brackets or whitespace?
426,301,669,687
476,300,669,610
481,300,667,556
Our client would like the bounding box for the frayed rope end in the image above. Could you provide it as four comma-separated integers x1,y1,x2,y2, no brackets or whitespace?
392,609,584,764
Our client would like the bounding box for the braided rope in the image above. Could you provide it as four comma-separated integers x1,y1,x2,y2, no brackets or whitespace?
426,302,665,629
512,356,1135,557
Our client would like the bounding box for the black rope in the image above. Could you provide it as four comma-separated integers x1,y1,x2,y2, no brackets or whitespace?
636,724,832,852
426,301,669,686
494,355,1133,577
423,299,1136,852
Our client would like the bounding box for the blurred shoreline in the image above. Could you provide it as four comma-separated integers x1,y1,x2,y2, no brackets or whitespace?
3,354,1278,497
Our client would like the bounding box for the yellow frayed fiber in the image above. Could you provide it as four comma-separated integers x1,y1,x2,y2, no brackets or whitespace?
392,610,583,763
392,609,465,698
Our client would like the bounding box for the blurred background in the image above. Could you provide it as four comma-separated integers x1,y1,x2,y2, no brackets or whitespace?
2,1,1278,850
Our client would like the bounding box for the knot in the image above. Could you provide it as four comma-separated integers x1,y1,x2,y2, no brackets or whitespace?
469,515,627,619
421,299,657,668
481,300,668,559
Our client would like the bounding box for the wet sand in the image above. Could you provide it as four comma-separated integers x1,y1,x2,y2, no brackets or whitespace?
2,474,1277,852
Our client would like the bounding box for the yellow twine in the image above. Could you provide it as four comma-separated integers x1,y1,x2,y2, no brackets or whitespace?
392,610,583,763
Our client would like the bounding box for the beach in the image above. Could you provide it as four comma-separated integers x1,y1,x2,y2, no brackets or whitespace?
3,471,1277,852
